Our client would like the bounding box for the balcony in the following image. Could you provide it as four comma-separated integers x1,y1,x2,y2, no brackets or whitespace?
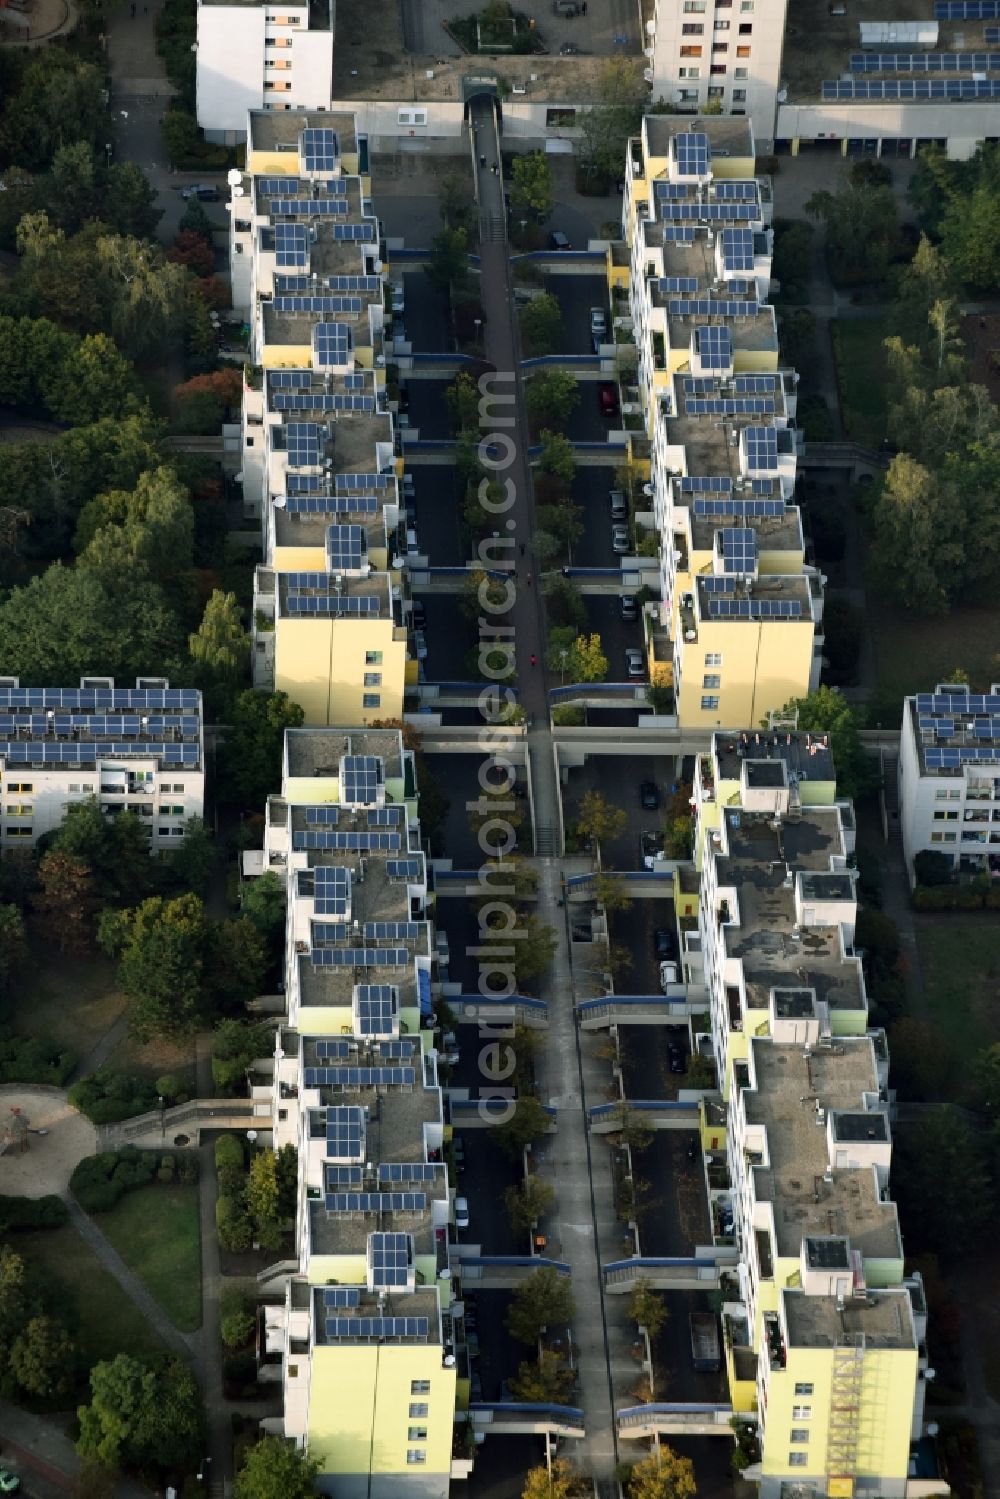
763,1312,785,1371
754,1229,774,1280
652,331,666,370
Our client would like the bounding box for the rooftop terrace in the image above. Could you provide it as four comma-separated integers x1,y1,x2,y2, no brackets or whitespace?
285,729,407,783
783,1287,915,1350
714,731,835,785
249,112,359,156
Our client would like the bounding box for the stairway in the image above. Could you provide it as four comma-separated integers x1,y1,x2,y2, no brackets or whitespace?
534,823,559,857
479,209,506,244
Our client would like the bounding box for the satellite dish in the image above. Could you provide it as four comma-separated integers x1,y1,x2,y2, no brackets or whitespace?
227,168,242,187
232,185,245,198
927,1423,939,1437
273,495,287,508
373,259,383,272
646,17,655,31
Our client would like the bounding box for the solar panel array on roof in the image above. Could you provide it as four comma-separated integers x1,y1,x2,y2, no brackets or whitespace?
936,0,1000,15
733,374,778,393
317,1068,416,1088
679,475,733,493
287,474,326,493
916,692,1000,713
1,742,199,766
329,275,381,292
705,596,803,618
718,527,758,574
284,494,380,514
695,325,732,369
378,1163,438,1182
285,595,382,617
368,807,402,826
273,295,361,314
326,1105,365,1157
721,227,755,272
274,222,308,268
342,754,382,805
316,1038,352,1058
685,397,776,415
325,1165,364,1185
269,369,312,389
285,422,323,466
355,982,398,1035
660,225,695,243
362,922,422,940
683,377,717,395
260,176,301,197
669,298,758,316
0,688,200,710
0,712,198,736
301,127,339,171
660,201,748,222
293,830,401,850
387,858,422,879
271,199,348,218
692,496,786,518
336,472,392,491
925,746,1000,766
325,1317,428,1340
745,426,778,470
370,1231,411,1287
674,131,710,177
661,276,699,294
326,524,367,572
332,222,377,241
325,1191,425,1212
313,323,351,367
822,77,1000,96
314,865,350,917
987,24,1000,39
712,181,758,201
322,1286,361,1306
701,575,734,594
310,947,409,967
850,49,1000,69
376,1040,417,1059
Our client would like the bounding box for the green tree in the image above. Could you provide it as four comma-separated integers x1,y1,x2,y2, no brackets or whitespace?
275,1143,298,1220
212,1018,269,1094
99,893,212,1040
504,1176,556,1232
241,871,287,961
32,851,98,955
805,175,900,283
893,1111,994,1260
492,1095,552,1159
776,687,877,799
522,1459,590,1499
593,874,631,913
871,453,965,614
189,589,250,707
0,1246,30,1348
971,1043,1000,1117
246,1150,282,1250
576,789,627,848
579,58,648,183
94,233,192,360
220,691,306,810
426,226,470,298
11,1314,75,1397
525,370,580,430
507,1266,575,1344
445,370,481,435
77,1354,201,1471
165,817,215,898
628,1280,666,1338
220,1300,256,1351
537,430,576,488
542,572,586,629
567,632,607,683
42,141,101,233
514,913,559,986
627,1447,697,1499
939,179,1000,288
0,54,108,171
509,1350,575,1403
0,904,27,998
519,293,563,356
45,797,155,907
535,502,584,556
233,1436,321,1499
770,217,814,300
439,171,475,233
206,918,267,1012
102,162,163,240
510,151,554,218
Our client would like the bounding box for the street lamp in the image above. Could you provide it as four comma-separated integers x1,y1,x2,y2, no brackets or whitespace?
158,1095,165,1142
559,648,568,685
246,1128,258,1151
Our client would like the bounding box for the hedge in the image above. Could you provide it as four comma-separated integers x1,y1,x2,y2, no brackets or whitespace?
69,1069,161,1125
0,1193,69,1231
71,1147,198,1213
912,883,1000,911
0,1033,75,1086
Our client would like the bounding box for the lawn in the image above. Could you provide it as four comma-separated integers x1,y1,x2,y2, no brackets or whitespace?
831,317,889,450
97,1183,203,1333
913,912,1000,1094
14,1223,166,1372
870,600,1000,727
12,947,127,1061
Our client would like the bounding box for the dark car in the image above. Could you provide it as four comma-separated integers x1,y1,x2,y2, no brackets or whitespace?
639,780,659,810
180,183,220,201
654,927,676,960
598,382,619,417
668,1042,685,1074
411,599,426,630
550,230,572,250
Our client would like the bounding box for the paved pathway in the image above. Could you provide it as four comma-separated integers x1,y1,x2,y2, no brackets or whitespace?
0,1398,154,1498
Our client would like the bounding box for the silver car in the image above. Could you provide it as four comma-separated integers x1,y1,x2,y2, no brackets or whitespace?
611,523,629,553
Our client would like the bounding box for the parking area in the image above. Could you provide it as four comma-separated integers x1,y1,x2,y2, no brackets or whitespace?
401,269,453,352
405,377,455,441
619,1022,690,1100
580,592,643,681
426,752,496,868
452,1129,524,1256
463,1288,523,1401
416,594,477,681
406,463,466,564
633,1131,712,1256
570,464,625,567
650,1291,729,1404
607,898,676,996
543,272,610,356
669,1434,738,1499
466,1435,546,1499
562,753,677,870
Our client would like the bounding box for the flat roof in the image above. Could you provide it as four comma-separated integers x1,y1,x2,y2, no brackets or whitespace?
249,111,359,155
312,1286,443,1346
262,302,374,355
307,1080,440,1181
689,503,803,557
643,115,754,160
695,573,813,622
713,730,836,784
800,871,854,902
746,1041,902,1262
905,695,1000,779
745,761,785,789
285,728,406,782
667,306,779,365
832,1111,890,1144
276,568,394,621
783,1287,915,1350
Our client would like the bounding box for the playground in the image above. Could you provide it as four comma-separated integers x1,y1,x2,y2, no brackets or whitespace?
0,1088,97,1197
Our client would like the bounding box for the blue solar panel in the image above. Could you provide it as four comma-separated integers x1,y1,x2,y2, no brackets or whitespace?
850,50,1000,70
326,524,367,572
695,324,732,370
733,375,777,393
285,595,381,617
935,0,1000,16
311,946,408,967
822,76,1000,96
325,1316,428,1340
718,527,758,574
379,1163,437,1182
744,426,778,471
685,397,775,415
260,176,301,197
987,24,1000,39
669,298,758,316
314,865,351,917
370,1231,411,1288
712,181,758,201
706,597,802,618
316,1038,352,1057
313,323,351,367
354,982,398,1036
328,275,381,292
721,227,755,273
332,222,377,241
274,222,308,269
342,754,382,805
661,276,699,294
322,1286,361,1306
692,496,786,518
679,475,732,493
301,127,339,172
660,225,695,243
274,295,362,313
326,1105,365,1157
285,422,323,466
387,859,422,878
271,199,348,218
268,370,312,390
675,131,710,177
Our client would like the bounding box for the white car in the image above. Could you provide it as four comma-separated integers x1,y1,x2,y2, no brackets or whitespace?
625,647,644,679
659,960,680,992
455,1196,470,1231
391,282,405,313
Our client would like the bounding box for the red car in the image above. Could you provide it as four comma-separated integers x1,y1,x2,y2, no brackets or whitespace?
598,383,619,417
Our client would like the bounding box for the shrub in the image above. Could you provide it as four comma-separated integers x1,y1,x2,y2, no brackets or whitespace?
221,1304,256,1349
71,1147,162,1213
178,1154,200,1185
69,1069,159,1125
0,1033,75,1086
0,1194,69,1231
222,1349,258,1398
155,1074,191,1105
217,1193,253,1253
912,884,988,911
215,1134,245,1168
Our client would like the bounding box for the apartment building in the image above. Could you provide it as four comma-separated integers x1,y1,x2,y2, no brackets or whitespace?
898,681,1000,883
231,112,416,726
646,0,1000,158
253,727,456,1498
692,729,932,1498
0,678,204,852
623,116,822,729
195,0,334,144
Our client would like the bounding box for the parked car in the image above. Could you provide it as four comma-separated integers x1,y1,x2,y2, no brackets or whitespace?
598,382,620,416
454,1196,470,1231
609,488,627,519
411,599,427,630
590,306,607,339
639,779,659,809
611,523,629,554
391,282,405,313
0,1473,20,1496
642,830,665,869
560,41,581,53
668,1041,686,1074
654,927,676,960
180,183,219,201
414,629,428,661
550,230,572,250
659,960,680,992
619,593,638,621
626,648,645,679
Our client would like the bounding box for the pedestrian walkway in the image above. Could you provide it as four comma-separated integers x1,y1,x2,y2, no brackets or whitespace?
0,1397,154,1498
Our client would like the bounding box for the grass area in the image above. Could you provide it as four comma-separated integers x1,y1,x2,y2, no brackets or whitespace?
97,1183,202,1333
14,1223,166,1371
915,913,1000,1066
12,946,127,1061
831,317,889,450
870,599,1000,727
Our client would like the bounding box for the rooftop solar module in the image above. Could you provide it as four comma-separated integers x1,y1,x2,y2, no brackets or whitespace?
744,426,778,471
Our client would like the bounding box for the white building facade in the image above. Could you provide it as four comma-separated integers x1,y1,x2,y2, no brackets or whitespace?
196,0,334,143
899,683,1000,883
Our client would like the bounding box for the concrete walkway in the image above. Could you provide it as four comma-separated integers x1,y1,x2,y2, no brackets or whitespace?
0,1397,154,1499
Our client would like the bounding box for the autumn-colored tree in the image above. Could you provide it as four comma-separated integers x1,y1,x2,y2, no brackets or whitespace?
504,1176,555,1233
576,790,627,848
627,1447,696,1499
33,851,98,954
174,367,243,408
167,229,215,276
522,1458,590,1499
509,1349,576,1403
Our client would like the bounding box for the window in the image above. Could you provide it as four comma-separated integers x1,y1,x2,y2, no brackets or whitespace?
398,108,428,127
680,44,702,55
732,87,747,99
714,17,730,27
406,1451,427,1466
363,694,381,710
703,675,721,689
364,673,382,687
708,84,725,95
683,1,706,10
264,81,293,91
409,1403,429,1418
682,21,704,31
741,1,754,8
704,653,722,666
712,44,728,54
736,43,751,55
7,783,32,794
792,1404,812,1418
408,1427,428,1442
790,1430,810,1444
933,810,959,821
546,107,577,126
794,1384,814,1397
6,804,32,817
161,805,185,817
948,789,962,799
934,789,950,799
6,828,31,839
739,21,753,31
788,1454,808,1468
679,66,701,76
366,651,383,665
734,66,748,76
411,1380,431,1394
710,63,727,72
701,695,720,710
931,831,958,843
